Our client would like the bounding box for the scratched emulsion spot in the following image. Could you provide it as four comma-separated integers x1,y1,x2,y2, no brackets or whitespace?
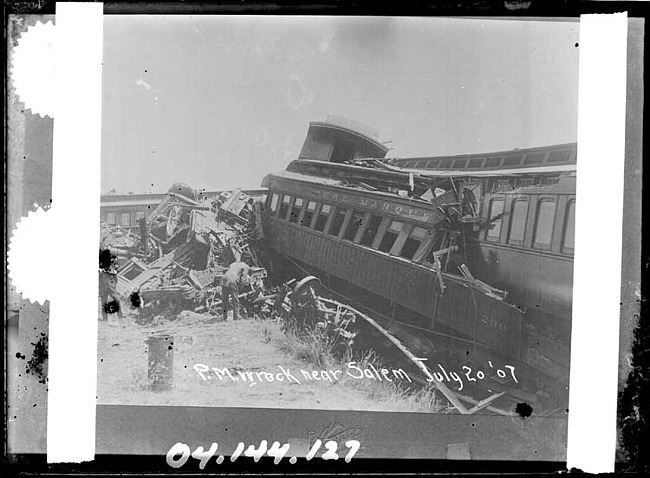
515,402,533,419
25,332,48,384
99,248,117,274
129,291,142,308
103,300,121,315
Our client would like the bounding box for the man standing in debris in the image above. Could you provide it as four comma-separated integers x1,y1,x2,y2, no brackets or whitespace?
221,260,251,320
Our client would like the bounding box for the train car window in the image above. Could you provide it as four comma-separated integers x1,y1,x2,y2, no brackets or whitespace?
269,193,279,213
413,161,423,168
328,208,348,237
508,199,528,245
523,152,544,165
516,178,537,188
451,159,468,169
541,176,560,186
562,200,576,253
533,200,557,250
107,212,116,225
399,226,428,260
378,220,404,253
468,158,484,168
135,211,146,222
503,155,522,167
485,157,502,168
314,204,331,232
343,211,365,241
121,213,131,227
289,197,303,223
360,215,383,246
548,149,572,162
301,201,317,227
426,160,439,169
439,159,453,168
486,198,505,241
279,195,291,219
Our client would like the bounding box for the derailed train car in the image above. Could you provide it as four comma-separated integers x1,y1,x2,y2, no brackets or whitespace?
258,117,575,411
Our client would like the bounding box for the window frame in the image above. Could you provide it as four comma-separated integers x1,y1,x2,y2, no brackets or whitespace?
268,193,280,214
358,214,383,247
374,219,404,253
288,197,304,224
397,225,429,260
389,222,414,256
507,197,529,246
412,228,437,264
300,200,318,228
486,196,506,242
562,198,576,254
532,197,557,251
342,210,365,242
327,206,349,237
278,194,292,220
314,203,333,232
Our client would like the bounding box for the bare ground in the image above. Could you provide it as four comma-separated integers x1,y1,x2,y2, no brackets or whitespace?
96,311,442,413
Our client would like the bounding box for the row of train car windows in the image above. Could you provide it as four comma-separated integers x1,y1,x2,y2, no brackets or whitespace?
486,196,575,253
268,193,443,264
105,210,146,227
400,149,573,169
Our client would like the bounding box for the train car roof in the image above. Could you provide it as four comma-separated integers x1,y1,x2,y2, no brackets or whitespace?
264,170,438,204
370,161,577,178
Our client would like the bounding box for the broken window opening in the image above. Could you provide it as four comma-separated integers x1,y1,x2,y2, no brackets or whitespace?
328,207,348,237
343,211,365,241
399,226,428,260
359,215,383,247
289,197,303,224
279,195,291,219
314,204,332,232
302,201,317,227
269,193,279,213
487,198,505,241
378,220,403,253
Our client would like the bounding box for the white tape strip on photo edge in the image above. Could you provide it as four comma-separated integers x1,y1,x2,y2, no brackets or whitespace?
47,2,103,463
567,12,627,474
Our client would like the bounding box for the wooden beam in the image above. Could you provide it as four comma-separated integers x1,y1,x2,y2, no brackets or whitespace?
465,392,506,415
319,297,470,414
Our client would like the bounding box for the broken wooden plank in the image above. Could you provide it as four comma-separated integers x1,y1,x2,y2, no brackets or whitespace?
458,264,475,281
318,297,469,414
454,392,513,416
433,254,446,293
465,391,506,415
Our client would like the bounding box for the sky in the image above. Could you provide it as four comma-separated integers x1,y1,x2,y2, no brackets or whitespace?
101,16,579,194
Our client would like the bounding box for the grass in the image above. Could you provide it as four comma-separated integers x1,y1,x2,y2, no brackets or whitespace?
125,367,153,393
259,318,445,413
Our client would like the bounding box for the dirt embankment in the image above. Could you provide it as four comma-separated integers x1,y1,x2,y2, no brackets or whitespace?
97,312,441,413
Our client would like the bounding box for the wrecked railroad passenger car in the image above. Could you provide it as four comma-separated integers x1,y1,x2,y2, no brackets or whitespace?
259,117,575,411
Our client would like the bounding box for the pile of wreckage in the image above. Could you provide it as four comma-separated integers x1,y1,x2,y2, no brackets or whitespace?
99,183,359,351
100,183,269,324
